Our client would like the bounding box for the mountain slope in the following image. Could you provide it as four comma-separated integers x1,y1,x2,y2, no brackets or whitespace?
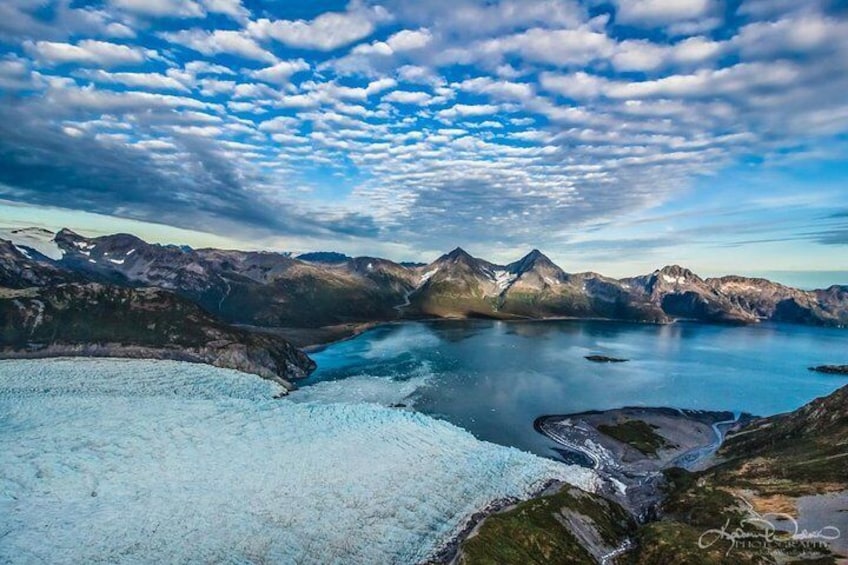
53,228,416,327
0,235,315,386
709,275,848,326
631,384,848,563
408,247,511,317
624,265,759,324
4,227,847,328
461,384,848,564
0,282,315,387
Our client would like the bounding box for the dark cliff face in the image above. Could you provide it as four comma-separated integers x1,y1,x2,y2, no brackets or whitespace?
0,282,315,387
0,240,80,288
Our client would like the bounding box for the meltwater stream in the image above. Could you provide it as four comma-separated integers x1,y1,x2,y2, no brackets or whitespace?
301,319,848,460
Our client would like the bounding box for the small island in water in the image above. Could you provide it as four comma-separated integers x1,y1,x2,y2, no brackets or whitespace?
585,355,629,363
810,365,848,375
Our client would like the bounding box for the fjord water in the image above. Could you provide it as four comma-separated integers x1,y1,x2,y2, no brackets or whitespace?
303,320,848,460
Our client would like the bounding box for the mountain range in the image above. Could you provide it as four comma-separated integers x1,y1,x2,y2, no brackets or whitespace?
20,227,848,326
1,226,846,383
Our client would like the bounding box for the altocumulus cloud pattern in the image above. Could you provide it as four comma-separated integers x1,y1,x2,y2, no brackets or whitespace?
0,0,847,267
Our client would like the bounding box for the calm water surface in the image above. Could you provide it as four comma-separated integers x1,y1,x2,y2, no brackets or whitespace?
302,320,848,460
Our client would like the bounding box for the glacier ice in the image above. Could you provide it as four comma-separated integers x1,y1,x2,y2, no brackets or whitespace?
0,359,597,564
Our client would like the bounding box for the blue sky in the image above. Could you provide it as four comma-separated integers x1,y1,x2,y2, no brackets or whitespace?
0,0,846,280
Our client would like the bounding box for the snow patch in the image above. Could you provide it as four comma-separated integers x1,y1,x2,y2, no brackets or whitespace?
492,269,517,290
28,300,45,332
12,244,31,259
419,268,438,286
0,359,595,564
661,274,686,285
72,240,95,251
0,227,64,260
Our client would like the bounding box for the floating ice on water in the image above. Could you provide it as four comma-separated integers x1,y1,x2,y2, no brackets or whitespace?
0,359,597,564
290,368,432,407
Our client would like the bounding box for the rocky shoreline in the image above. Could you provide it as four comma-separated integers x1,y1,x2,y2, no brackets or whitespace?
534,407,752,517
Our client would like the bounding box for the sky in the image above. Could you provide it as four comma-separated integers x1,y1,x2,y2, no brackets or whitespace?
0,0,846,280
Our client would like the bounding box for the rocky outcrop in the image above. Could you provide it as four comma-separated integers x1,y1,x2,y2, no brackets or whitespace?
810,365,848,375
0,283,315,388
0,240,79,288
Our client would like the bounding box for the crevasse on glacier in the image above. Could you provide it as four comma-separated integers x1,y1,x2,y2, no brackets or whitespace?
0,358,597,564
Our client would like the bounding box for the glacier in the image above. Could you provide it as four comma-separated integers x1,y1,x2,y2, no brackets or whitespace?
0,358,597,564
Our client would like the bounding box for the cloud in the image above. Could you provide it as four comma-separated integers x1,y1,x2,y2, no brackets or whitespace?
383,0,586,37
24,39,150,67
160,29,277,62
386,29,432,51
540,60,803,101
77,70,191,92
470,27,616,68
0,103,378,240
0,1,139,43
247,2,391,51
200,0,250,23
2,0,848,265
610,36,725,71
250,59,310,85
110,0,205,18
382,90,433,105
611,0,721,26
732,13,848,59
437,104,501,119
458,77,534,101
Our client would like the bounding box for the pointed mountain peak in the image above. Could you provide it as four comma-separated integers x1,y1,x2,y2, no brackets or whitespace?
55,227,83,240
439,247,475,263
53,228,89,250
525,248,544,260
508,248,561,275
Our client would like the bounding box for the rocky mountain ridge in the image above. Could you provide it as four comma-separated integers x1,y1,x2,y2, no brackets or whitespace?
4,227,847,329
0,238,315,387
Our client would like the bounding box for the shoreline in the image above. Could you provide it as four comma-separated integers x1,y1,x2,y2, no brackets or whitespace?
533,407,754,519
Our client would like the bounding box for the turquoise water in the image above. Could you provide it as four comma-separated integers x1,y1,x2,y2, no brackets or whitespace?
303,320,848,460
